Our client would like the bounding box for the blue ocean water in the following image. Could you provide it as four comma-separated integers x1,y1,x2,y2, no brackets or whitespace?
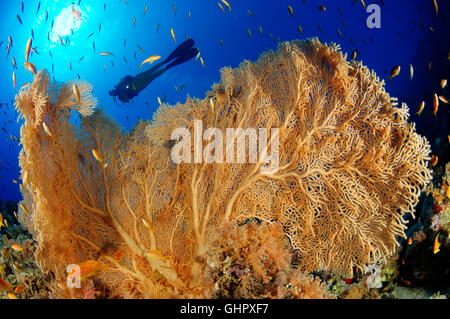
0,0,448,202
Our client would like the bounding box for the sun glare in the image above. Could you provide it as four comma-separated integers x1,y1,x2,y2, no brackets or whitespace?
50,4,83,43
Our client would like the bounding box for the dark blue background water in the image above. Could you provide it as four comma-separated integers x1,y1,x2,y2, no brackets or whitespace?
0,0,448,202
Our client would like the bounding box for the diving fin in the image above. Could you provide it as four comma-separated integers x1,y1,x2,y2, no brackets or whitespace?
165,47,199,70
163,38,195,64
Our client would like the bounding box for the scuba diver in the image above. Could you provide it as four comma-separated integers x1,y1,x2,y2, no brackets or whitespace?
109,38,199,103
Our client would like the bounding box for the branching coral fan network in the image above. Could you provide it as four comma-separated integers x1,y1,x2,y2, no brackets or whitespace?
14,38,432,298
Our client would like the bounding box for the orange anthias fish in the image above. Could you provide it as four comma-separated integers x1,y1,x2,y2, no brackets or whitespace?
0,278,13,293
430,155,438,167
170,28,176,43
67,260,105,281
433,93,439,116
73,83,81,104
42,122,53,137
113,247,126,261
0,212,4,230
445,184,450,200
11,244,24,252
25,38,32,64
24,62,36,75
433,234,441,254
71,4,82,21
416,101,425,116
92,149,103,163
388,65,400,80
145,250,167,262
141,217,154,232
14,285,24,294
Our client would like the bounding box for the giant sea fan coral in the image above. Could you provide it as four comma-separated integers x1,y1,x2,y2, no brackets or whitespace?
15,38,431,298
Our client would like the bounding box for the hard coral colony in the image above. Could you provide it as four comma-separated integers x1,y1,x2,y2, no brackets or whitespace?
13,39,431,298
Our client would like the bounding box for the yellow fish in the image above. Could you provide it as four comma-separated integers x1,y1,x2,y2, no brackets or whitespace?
438,95,448,104
139,55,161,70
217,2,225,13
416,101,425,116
288,5,293,16
145,250,167,261
42,122,53,137
351,51,357,60
99,52,114,56
22,170,28,185
409,64,414,80
200,57,205,68
73,83,80,104
441,79,447,89
157,96,162,106
209,98,215,112
248,10,254,17
92,149,103,163
221,0,231,12
433,0,438,16
19,203,29,215
433,233,440,254
7,293,17,299
170,28,176,42
247,29,252,38
259,26,262,35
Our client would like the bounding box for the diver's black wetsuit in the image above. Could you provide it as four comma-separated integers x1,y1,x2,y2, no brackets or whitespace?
109,39,199,103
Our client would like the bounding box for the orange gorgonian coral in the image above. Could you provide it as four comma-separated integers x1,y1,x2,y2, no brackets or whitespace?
15,38,431,298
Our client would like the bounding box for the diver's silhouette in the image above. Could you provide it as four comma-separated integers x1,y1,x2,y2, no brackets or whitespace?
109,39,198,103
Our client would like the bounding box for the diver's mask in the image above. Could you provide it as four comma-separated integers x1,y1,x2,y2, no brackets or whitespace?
109,75,136,103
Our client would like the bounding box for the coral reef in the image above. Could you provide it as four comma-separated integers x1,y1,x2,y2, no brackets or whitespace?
14,38,432,298
0,234,50,299
201,219,333,299
396,161,450,290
